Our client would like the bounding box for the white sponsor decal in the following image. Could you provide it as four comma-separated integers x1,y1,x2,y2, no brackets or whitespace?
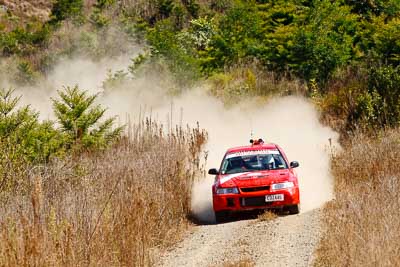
219,172,250,184
226,150,279,159
249,172,263,177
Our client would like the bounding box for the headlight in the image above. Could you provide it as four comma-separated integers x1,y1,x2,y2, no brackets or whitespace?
271,181,294,190
216,187,239,194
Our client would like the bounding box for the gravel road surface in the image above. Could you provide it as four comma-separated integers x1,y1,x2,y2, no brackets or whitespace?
158,209,321,267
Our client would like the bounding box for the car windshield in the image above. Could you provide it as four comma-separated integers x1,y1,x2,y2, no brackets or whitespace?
220,150,288,174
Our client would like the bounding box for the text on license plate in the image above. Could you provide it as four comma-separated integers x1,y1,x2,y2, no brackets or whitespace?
265,194,284,202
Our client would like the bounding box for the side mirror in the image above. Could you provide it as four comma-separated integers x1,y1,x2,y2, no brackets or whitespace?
208,168,219,175
290,161,299,168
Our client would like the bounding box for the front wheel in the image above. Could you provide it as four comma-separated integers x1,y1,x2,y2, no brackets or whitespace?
287,204,300,214
215,211,229,223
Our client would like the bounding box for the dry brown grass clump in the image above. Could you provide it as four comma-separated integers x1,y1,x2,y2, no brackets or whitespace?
214,258,255,267
0,0,52,28
315,129,400,267
0,119,207,266
257,210,278,222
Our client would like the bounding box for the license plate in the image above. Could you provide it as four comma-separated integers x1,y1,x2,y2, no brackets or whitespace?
265,194,284,202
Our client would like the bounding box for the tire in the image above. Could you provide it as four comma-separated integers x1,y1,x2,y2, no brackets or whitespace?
215,211,229,223
288,204,300,215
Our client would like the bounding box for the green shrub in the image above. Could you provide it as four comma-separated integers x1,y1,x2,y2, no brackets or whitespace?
344,65,400,129
50,0,84,25
0,88,64,162
367,66,400,126
0,23,50,56
128,53,149,76
52,85,124,150
90,0,116,28
183,0,200,18
188,17,216,50
210,0,231,12
353,89,384,127
94,0,116,9
345,0,400,17
203,2,263,71
147,18,201,86
157,0,175,19
102,70,129,91
13,61,39,85
370,17,400,65
288,1,357,84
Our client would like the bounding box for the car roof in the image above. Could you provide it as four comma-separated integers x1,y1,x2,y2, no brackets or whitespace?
226,143,279,154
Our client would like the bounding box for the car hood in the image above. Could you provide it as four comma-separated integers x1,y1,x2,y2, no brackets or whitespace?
218,169,292,188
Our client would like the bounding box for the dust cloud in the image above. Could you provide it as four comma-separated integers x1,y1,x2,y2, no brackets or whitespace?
107,88,339,222
2,52,339,223
169,92,339,222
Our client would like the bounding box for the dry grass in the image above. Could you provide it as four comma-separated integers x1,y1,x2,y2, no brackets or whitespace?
0,0,51,31
215,258,255,267
0,119,207,266
314,128,400,267
257,210,278,222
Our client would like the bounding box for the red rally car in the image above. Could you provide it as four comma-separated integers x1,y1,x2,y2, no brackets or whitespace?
208,139,300,223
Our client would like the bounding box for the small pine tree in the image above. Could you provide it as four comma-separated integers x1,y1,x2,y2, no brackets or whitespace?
52,85,123,150
0,88,35,138
14,61,38,86
0,88,64,162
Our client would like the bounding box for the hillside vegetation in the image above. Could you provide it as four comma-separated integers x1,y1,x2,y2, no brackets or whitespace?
0,0,399,266
0,0,399,132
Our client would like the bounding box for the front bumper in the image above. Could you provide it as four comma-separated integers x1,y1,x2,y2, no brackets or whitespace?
212,187,300,212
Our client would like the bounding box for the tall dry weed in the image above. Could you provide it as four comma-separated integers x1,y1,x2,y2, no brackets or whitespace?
0,119,207,266
315,129,400,266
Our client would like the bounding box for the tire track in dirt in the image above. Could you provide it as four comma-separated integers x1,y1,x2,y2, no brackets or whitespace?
158,209,321,267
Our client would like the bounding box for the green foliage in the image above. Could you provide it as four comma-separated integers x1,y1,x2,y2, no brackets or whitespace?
182,0,200,18
94,0,116,9
367,66,400,126
0,89,64,162
90,0,116,28
1,0,400,133
13,61,38,85
147,18,201,85
90,11,110,28
210,0,231,12
52,86,123,150
128,53,150,76
0,23,50,56
370,17,400,65
345,0,400,17
255,0,307,70
286,1,357,83
157,0,175,19
346,65,400,129
203,2,263,71
0,86,125,164
188,17,216,50
50,0,84,25
195,0,357,83
102,70,129,91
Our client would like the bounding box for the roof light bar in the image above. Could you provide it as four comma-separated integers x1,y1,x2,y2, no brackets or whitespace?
250,138,264,145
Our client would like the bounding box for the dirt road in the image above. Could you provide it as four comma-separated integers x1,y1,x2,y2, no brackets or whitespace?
158,209,321,267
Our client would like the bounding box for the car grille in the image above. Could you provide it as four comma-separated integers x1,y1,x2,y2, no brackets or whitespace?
241,196,273,207
240,186,270,192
